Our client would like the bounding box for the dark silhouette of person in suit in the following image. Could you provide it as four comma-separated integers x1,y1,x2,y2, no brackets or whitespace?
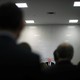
45,61,54,67
0,2,41,79
40,62,49,71
47,43,77,80
77,61,80,78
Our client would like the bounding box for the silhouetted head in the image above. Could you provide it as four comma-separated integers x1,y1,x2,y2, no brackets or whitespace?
19,42,32,52
53,49,59,62
57,43,74,61
0,2,24,38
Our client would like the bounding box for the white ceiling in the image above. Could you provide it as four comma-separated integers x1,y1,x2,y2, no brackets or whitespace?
0,0,80,24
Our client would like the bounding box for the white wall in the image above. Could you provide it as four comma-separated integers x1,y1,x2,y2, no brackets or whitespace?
18,24,80,64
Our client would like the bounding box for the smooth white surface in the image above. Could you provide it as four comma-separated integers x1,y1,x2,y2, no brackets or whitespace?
18,24,80,64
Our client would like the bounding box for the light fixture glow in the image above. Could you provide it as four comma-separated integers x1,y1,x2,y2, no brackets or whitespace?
15,3,28,8
25,20,35,24
69,20,78,23
74,1,80,7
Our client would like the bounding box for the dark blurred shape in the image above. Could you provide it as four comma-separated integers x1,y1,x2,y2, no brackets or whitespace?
57,43,74,60
41,62,49,71
47,12,55,14
77,61,80,78
0,2,23,32
19,42,32,53
46,43,78,80
51,62,54,66
45,62,54,67
0,2,41,79
78,61,80,67
53,49,59,63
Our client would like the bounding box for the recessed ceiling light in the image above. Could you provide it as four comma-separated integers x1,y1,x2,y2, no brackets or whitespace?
69,20,78,23
47,12,55,14
15,3,28,8
74,1,80,7
25,20,35,24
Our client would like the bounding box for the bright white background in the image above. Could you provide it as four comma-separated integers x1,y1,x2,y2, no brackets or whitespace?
18,24,80,65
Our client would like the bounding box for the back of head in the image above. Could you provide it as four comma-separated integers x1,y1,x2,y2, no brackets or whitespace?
57,43,74,61
0,2,23,31
19,42,32,53
53,49,59,62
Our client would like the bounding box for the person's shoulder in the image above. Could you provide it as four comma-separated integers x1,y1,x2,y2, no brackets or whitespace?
17,45,40,60
31,52,40,57
30,52,40,62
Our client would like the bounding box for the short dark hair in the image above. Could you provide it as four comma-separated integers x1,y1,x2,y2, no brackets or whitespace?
53,49,59,62
0,2,23,31
19,42,32,52
57,43,74,60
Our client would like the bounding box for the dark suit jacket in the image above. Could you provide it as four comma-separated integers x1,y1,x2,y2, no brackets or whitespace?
0,35,41,79
45,60,78,80
45,62,54,66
